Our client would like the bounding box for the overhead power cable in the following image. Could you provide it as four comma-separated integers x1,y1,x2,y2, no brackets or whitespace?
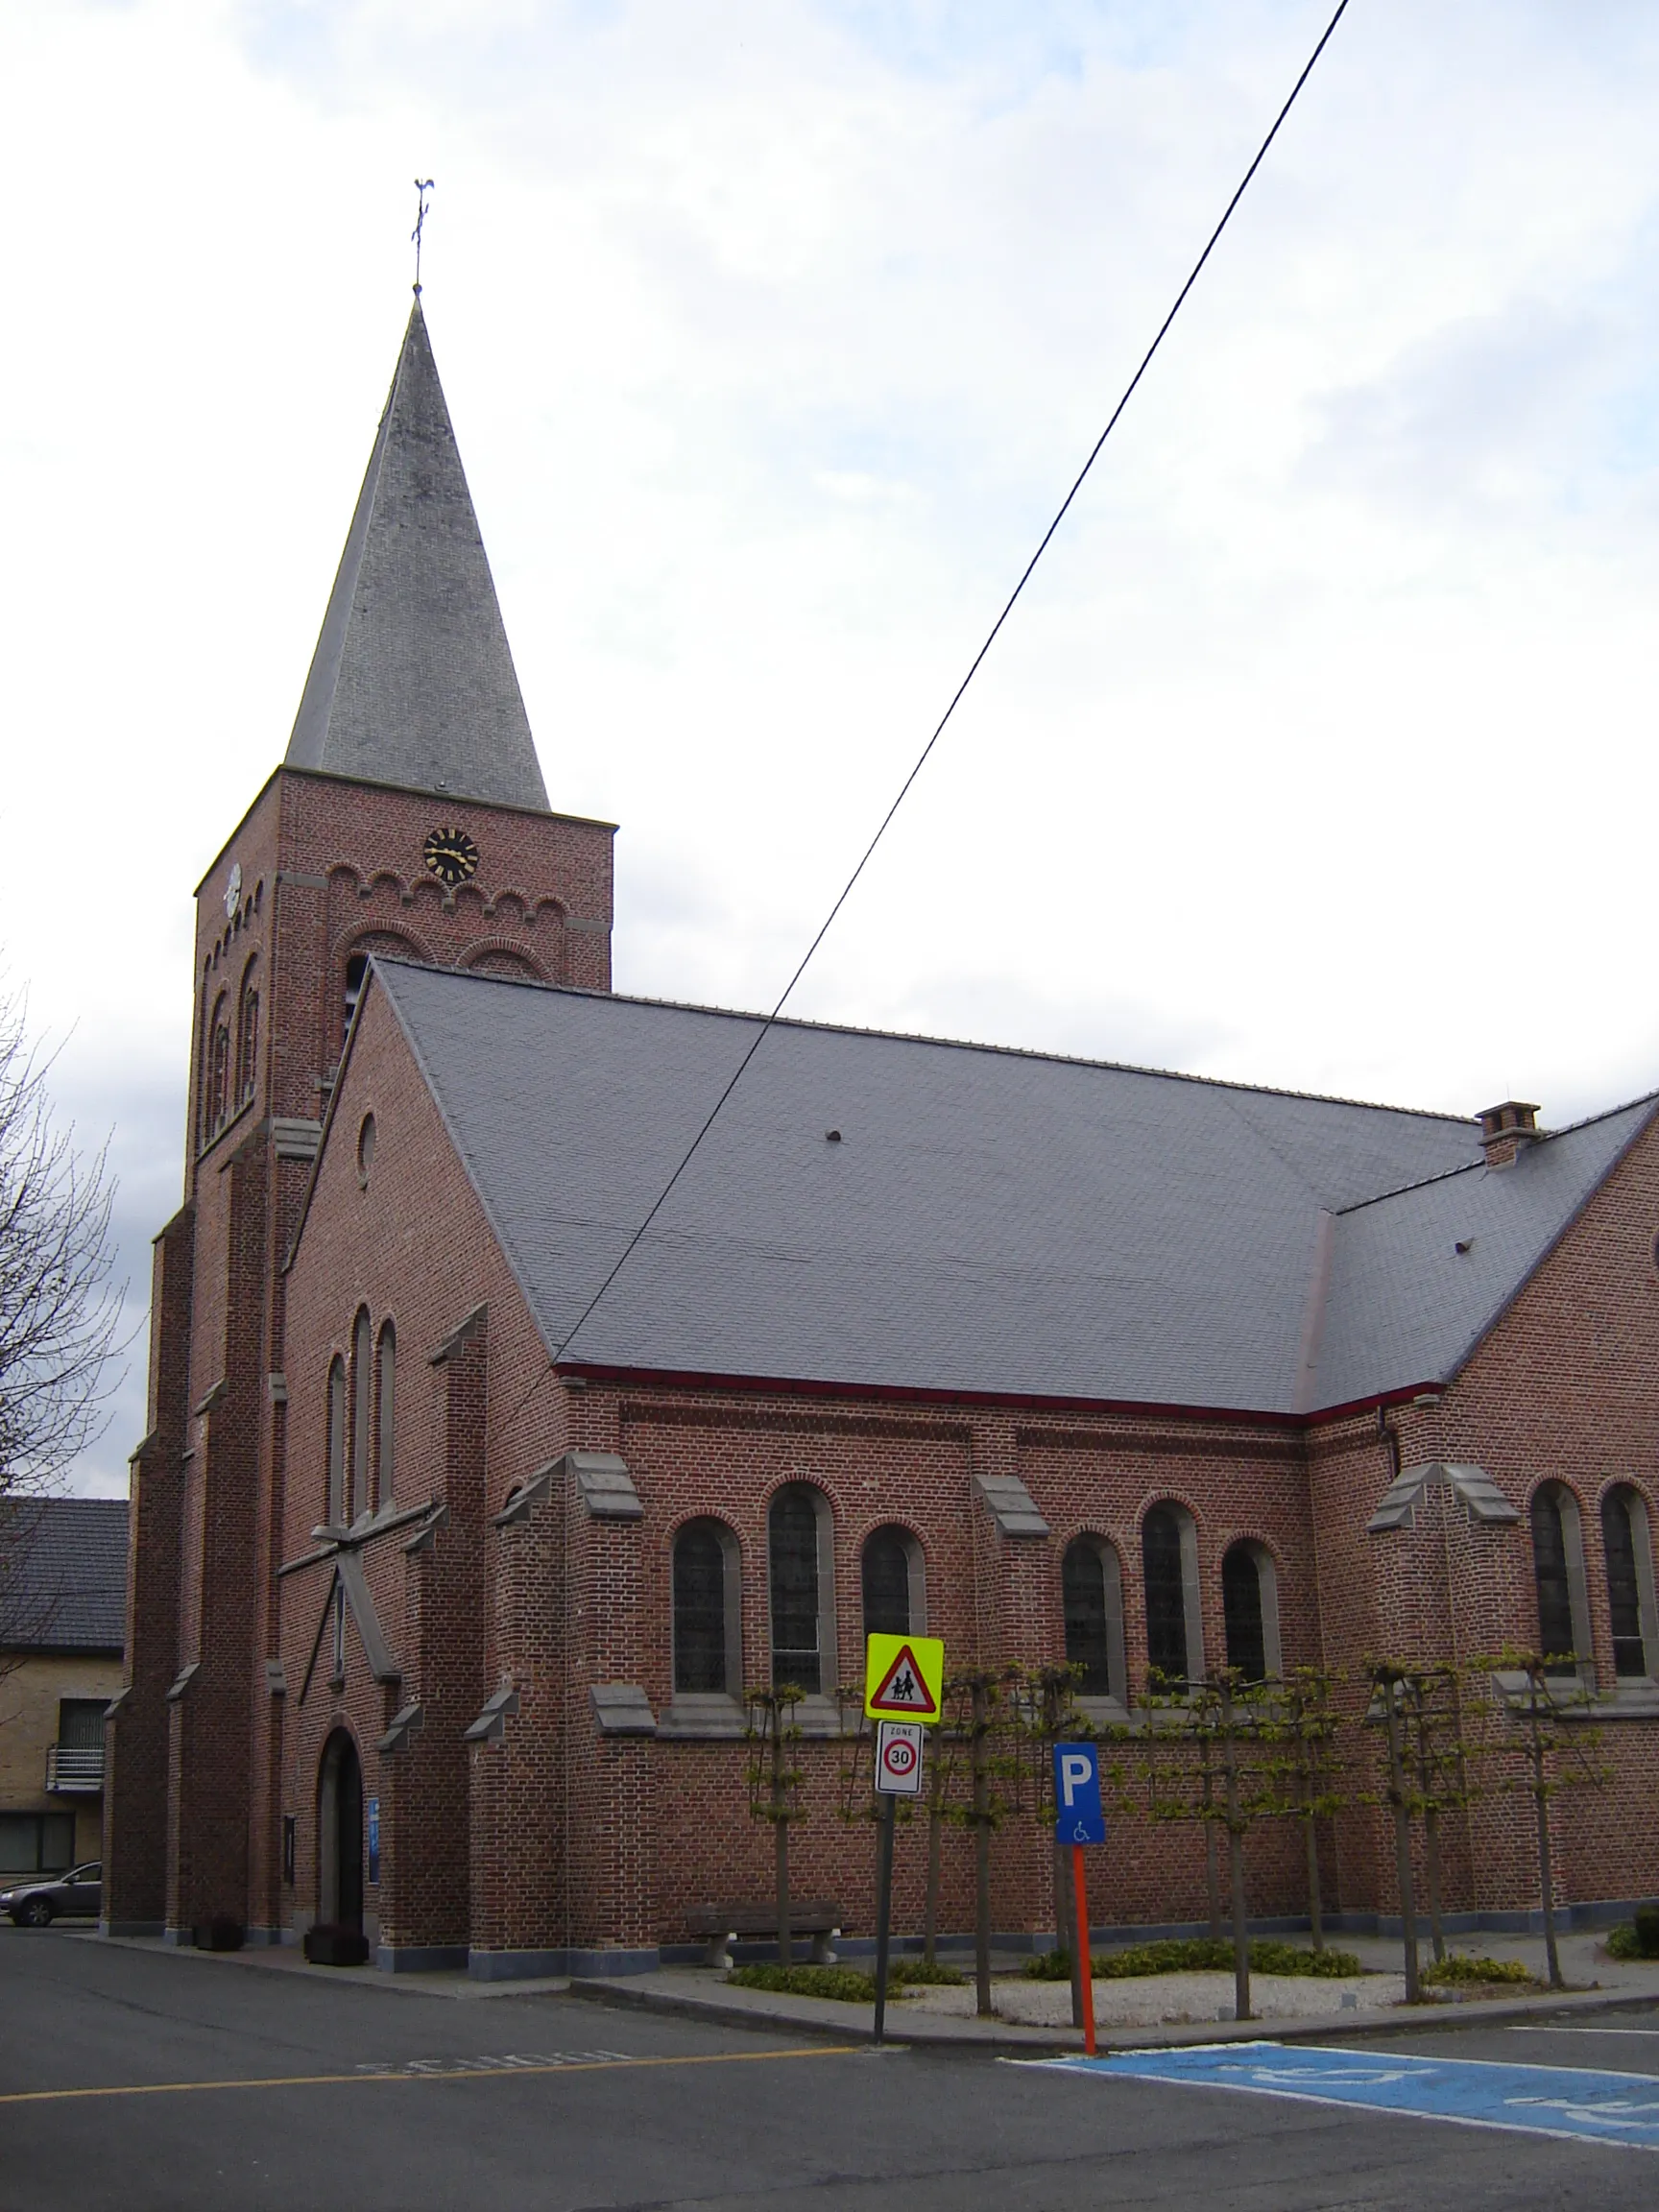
493,0,1354,1444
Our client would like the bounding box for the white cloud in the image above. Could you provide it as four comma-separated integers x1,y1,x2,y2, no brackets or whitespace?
6,0,1659,1490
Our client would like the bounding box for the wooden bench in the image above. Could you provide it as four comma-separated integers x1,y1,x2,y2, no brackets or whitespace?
686,1900,844,1969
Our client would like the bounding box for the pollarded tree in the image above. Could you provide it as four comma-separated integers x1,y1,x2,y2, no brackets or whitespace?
1475,1649,1610,1992
1142,1669,1279,2024
744,1685,805,1963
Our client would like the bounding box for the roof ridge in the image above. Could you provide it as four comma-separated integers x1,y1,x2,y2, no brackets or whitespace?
1334,1086,1659,1215
370,958,1477,1127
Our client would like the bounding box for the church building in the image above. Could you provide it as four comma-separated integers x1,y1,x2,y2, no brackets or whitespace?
107,301,1659,1975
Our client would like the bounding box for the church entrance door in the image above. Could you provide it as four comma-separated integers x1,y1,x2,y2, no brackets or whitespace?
318,1729,364,1932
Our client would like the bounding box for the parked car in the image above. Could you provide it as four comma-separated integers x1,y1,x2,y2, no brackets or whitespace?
2,1863,102,1927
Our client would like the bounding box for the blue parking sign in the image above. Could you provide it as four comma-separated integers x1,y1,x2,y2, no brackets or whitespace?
1052,1743,1106,1845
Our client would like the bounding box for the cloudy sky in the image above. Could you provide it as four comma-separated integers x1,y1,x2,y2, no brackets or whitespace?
5,0,1659,1493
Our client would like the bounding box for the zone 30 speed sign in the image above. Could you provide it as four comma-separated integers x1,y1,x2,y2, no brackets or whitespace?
874,1719,925,1796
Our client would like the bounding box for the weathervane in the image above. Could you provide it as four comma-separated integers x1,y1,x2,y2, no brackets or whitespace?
412,178,435,295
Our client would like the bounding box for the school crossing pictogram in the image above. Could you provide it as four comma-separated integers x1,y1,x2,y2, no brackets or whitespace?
863,1633,945,1721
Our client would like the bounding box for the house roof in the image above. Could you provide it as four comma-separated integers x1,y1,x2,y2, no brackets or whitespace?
0,1498,128,1653
283,300,551,813
366,961,1654,1420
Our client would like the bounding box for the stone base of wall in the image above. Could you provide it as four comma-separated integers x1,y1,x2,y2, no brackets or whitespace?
102,1919,164,1939
1329,1900,1647,1938
377,1944,469,1974
468,1946,661,1982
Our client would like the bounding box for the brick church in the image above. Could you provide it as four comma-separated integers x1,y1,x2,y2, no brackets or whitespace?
108,299,1659,1975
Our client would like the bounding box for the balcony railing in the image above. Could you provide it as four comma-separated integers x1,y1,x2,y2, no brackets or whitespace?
45,1744,104,1793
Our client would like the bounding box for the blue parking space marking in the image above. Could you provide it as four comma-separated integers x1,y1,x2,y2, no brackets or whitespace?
1027,2041,1659,2151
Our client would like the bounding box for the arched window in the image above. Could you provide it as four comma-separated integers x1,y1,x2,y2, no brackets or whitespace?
1222,1541,1281,1683
1142,1503,1200,1689
769,1484,832,1695
1602,1485,1656,1681
350,1310,372,1525
375,1322,396,1509
204,995,230,1140
1530,1482,1588,1678
326,1357,346,1524
673,1519,740,1695
861,1527,924,1641
234,961,259,1109
1063,1536,1124,1702
343,953,369,1042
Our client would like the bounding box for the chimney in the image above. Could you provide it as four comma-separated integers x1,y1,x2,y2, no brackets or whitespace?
1477,1099,1541,1168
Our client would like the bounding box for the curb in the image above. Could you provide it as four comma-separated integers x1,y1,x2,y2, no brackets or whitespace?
567,1974,1659,2057
565,1977,1078,2056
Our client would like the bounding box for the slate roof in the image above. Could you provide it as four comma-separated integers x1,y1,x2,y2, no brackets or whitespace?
283,300,551,813
0,1499,128,1652
363,962,1656,1419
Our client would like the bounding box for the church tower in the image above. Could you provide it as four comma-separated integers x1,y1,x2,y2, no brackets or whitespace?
106,301,615,1940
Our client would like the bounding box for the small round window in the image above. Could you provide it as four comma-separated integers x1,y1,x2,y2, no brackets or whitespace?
356,1114,376,1187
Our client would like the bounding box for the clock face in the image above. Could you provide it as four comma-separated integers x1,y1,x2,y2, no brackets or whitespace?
423,827,479,886
224,862,242,921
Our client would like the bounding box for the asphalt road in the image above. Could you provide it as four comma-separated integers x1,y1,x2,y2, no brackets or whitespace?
5,1929,1659,2210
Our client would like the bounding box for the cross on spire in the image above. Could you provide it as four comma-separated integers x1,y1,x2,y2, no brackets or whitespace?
412,179,435,294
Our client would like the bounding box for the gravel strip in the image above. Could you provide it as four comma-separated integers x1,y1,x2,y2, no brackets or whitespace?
903,1968,1407,2028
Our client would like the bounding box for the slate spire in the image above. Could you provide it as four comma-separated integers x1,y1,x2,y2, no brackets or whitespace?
284,299,550,811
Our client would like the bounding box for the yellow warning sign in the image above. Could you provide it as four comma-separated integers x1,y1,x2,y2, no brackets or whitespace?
864,1633,946,1722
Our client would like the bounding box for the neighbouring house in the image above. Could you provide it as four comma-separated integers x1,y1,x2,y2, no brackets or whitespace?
1,1499,128,1879
105,295,1659,1977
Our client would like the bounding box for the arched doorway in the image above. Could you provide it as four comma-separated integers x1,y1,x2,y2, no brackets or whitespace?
317,1729,364,1932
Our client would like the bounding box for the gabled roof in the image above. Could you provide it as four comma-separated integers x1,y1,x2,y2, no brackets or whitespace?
1315,1094,1659,1408
0,1498,128,1653
362,960,1653,1421
283,300,551,813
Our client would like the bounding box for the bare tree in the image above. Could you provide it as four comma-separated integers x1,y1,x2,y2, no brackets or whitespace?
0,989,124,1654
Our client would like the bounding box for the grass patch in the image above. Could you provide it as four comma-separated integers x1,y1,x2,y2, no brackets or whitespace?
726,1958,966,2002
1420,1954,1535,1988
1023,1937,1364,1983
728,1963,876,2002
889,1959,965,1987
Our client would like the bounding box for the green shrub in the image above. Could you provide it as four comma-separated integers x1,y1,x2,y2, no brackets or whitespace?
888,1959,965,1987
1022,1937,1364,1983
1249,1940,1366,1980
1606,1923,1643,1960
1633,1903,1659,1957
1419,1955,1535,1988
727,1963,877,2002
1022,1948,1081,1981
725,1957,965,2002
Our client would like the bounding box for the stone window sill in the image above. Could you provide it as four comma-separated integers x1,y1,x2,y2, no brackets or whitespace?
657,1695,746,1741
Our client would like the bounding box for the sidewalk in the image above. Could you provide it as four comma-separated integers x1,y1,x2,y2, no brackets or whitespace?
565,1929,1659,2053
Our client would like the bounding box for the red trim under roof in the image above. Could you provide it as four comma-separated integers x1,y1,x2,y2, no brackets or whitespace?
553,1359,1440,1431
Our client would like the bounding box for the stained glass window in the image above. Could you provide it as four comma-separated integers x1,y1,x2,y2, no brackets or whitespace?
1603,1487,1647,1679
1531,1486,1576,1675
1142,1505,1189,1689
1222,1544,1267,1683
674,1520,732,1694
862,1527,913,1640
769,1485,823,1694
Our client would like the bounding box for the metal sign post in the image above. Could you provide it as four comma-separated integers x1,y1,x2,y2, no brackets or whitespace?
871,1705,927,2046
1053,1743,1107,2056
